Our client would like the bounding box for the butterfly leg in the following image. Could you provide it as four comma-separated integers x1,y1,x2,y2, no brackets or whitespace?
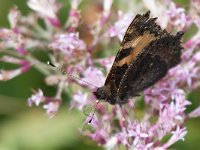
119,104,131,146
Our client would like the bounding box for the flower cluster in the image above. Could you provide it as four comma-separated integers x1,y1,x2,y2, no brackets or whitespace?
1,0,200,149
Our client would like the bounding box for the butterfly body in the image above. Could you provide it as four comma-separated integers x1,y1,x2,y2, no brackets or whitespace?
93,11,184,105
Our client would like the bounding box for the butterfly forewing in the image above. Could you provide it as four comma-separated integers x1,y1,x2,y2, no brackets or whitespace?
98,11,184,104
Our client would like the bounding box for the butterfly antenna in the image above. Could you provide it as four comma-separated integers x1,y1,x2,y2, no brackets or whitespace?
88,100,99,124
47,61,98,88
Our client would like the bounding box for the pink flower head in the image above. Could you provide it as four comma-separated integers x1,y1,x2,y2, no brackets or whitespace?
49,32,86,55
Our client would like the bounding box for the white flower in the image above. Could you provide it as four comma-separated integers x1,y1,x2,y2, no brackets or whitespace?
27,0,59,19
8,7,21,29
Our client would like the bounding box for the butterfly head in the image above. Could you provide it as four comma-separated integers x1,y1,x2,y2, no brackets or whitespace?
93,86,108,101
93,86,119,105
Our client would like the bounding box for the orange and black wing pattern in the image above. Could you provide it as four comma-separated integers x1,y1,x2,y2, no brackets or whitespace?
103,11,183,104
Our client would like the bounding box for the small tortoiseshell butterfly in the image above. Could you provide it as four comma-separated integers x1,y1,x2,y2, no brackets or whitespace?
93,11,184,105
48,11,184,122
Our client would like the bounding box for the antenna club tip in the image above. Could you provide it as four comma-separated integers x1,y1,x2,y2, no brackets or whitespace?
47,61,56,67
88,119,92,124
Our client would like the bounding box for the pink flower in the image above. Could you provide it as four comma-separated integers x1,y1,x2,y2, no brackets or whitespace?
116,131,130,146
90,129,107,144
43,100,60,118
27,89,44,106
70,91,89,110
0,56,24,64
78,66,105,88
128,121,149,146
28,89,61,118
188,106,200,118
163,126,187,149
108,11,133,41
67,9,81,29
105,136,118,150
45,75,60,86
49,32,86,55
97,56,115,74
0,61,31,81
0,29,24,49
66,0,83,29
166,2,191,30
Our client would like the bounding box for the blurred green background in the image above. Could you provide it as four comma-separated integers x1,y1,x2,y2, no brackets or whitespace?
0,0,200,150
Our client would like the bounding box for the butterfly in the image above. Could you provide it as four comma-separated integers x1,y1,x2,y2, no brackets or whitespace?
47,11,184,123
93,11,184,105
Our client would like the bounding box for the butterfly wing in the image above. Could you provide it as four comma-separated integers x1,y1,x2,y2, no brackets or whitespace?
117,32,184,101
104,11,168,98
